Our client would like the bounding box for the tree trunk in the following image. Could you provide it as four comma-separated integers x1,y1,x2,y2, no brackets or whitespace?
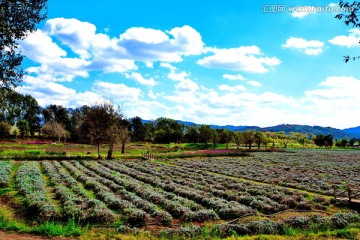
121,141,126,154
97,143,101,159
226,142,229,150
107,144,113,159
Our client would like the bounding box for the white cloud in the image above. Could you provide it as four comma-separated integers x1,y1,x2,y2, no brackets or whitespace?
282,37,324,55
148,90,158,99
329,29,360,48
43,18,97,59
247,80,262,87
92,81,141,102
17,76,102,107
300,76,360,127
175,79,199,92
118,25,204,62
197,46,281,73
168,70,189,81
289,5,322,18
125,72,156,86
219,84,247,92
120,27,169,44
160,62,177,70
145,62,154,68
19,30,67,62
222,74,245,80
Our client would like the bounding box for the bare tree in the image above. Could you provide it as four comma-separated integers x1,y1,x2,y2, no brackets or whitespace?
41,121,68,142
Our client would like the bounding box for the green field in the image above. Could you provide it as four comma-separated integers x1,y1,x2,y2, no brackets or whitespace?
0,144,359,239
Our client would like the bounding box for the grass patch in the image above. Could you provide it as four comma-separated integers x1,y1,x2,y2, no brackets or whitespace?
32,218,83,237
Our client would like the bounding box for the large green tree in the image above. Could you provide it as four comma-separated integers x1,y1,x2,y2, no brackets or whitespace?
199,124,212,147
80,102,123,159
0,0,47,92
153,118,184,144
0,90,41,136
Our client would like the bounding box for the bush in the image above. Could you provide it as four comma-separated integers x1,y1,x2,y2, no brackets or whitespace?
156,211,173,226
284,216,310,229
247,219,280,235
125,209,146,226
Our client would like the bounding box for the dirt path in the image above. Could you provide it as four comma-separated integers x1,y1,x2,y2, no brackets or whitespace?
0,231,46,240
0,231,75,240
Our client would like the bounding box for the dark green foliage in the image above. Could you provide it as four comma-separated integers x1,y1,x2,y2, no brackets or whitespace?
314,134,333,148
0,121,11,139
0,90,41,136
0,0,47,89
153,117,184,144
17,120,30,139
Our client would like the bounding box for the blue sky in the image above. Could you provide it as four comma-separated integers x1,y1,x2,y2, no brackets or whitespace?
17,0,360,128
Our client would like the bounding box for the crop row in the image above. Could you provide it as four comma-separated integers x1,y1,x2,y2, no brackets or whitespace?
80,160,218,223
170,151,360,194
121,161,324,213
60,160,151,226
15,161,60,220
0,161,13,187
161,212,360,238
41,161,116,223
122,163,306,214
99,161,255,220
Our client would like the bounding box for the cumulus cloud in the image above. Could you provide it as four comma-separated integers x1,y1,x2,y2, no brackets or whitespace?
125,72,156,86
247,80,262,87
222,74,245,80
43,18,97,59
197,46,281,73
17,76,102,107
290,6,317,18
19,30,67,62
19,18,205,84
219,84,247,92
92,81,142,102
282,37,324,55
175,79,199,92
329,28,360,48
118,25,204,62
300,76,360,127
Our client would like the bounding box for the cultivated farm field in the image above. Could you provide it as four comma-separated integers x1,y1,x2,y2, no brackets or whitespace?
0,150,359,239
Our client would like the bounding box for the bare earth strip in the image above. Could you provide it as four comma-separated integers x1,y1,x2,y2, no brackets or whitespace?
0,231,76,240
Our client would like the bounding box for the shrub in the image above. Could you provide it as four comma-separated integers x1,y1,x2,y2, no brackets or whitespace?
125,209,146,226
246,219,280,235
284,216,310,229
156,211,173,226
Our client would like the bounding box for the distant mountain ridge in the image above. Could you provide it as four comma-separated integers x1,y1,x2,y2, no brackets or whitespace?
343,126,360,138
143,119,360,139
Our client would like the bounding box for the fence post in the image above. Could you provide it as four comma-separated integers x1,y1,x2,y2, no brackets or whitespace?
348,186,352,203
333,185,337,199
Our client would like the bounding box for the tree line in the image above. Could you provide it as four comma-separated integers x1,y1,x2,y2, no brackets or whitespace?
1,91,360,158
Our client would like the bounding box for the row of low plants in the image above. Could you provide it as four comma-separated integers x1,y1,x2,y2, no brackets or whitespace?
80,160,219,223
41,161,116,223
99,160,256,220
0,161,13,187
170,151,360,195
157,212,360,239
60,160,152,226
15,161,60,221
121,160,327,214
